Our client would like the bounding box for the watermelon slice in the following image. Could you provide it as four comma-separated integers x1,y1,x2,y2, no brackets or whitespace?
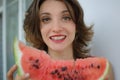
14,39,110,80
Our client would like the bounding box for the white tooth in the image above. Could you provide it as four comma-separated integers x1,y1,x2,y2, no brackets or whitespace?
51,36,65,40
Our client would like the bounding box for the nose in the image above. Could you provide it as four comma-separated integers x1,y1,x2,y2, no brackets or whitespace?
52,20,62,33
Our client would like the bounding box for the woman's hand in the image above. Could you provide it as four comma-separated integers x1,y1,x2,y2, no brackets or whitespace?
7,64,31,80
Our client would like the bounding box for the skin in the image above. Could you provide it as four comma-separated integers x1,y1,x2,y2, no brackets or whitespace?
7,64,31,80
39,0,76,60
7,0,114,80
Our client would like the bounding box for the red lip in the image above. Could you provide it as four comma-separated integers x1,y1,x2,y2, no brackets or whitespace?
49,34,66,43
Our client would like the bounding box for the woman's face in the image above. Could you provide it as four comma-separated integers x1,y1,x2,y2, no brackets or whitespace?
39,0,76,52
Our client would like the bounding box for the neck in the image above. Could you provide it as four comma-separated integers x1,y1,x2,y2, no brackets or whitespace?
48,48,74,60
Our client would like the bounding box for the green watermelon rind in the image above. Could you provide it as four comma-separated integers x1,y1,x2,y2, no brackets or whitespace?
13,38,24,75
99,59,109,80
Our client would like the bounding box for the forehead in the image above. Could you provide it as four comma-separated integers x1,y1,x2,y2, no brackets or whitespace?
39,0,68,14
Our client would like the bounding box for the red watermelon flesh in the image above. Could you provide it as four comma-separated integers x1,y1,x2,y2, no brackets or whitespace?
14,39,109,80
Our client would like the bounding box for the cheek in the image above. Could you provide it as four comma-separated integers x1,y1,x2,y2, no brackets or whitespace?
40,28,45,39
71,25,76,38
69,24,76,33
67,25,76,39
40,27,50,40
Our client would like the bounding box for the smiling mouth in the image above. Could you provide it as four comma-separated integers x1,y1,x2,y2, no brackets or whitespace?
50,35,66,41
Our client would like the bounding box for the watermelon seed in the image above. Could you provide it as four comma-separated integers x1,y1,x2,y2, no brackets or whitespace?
66,73,73,80
30,59,40,69
74,70,78,74
35,59,39,63
61,66,67,71
57,72,60,76
58,74,62,78
50,69,58,75
32,64,39,69
91,63,94,68
97,65,100,69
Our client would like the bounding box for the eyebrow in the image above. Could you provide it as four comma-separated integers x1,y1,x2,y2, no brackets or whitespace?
62,10,69,13
39,12,50,16
40,10,69,16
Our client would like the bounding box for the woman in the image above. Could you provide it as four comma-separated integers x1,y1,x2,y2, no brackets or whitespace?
7,0,114,80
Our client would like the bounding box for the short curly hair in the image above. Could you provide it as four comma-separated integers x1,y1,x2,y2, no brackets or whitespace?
23,0,94,59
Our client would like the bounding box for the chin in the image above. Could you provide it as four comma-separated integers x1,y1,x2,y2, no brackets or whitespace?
51,47,65,52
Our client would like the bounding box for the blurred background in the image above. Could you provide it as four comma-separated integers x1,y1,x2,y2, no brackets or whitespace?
0,0,120,80
0,0,32,80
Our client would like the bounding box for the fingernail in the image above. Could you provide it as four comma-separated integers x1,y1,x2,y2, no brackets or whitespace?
13,64,17,68
25,73,30,78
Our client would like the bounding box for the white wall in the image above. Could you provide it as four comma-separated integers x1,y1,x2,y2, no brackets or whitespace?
78,0,120,80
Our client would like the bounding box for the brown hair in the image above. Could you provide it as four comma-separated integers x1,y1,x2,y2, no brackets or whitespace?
23,0,94,59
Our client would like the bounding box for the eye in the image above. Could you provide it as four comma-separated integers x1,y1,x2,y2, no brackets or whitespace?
41,17,51,23
62,16,72,21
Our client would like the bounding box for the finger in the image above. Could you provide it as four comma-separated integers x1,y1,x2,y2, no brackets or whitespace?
15,74,19,79
7,64,17,80
23,73,30,80
16,73,30,80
